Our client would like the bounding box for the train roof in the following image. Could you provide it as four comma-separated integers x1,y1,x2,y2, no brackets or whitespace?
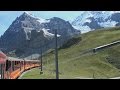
8,57,40,62
8,57,24,61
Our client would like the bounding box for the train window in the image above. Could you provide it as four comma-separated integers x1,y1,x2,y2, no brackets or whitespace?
6,60,11,71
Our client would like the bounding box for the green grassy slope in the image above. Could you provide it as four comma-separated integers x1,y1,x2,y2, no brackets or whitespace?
21,27,120,79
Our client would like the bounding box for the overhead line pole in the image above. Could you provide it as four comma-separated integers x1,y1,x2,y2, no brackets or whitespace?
55,29,59,79
40,47,43,74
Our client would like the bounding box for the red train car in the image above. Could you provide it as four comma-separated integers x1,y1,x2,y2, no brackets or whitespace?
0,51,7,79
7,57,40,79
0,50,40,79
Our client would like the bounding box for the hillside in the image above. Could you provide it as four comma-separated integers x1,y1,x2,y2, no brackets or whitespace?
21,27,120,79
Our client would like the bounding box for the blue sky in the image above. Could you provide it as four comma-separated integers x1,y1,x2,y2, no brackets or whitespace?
0,11,83,36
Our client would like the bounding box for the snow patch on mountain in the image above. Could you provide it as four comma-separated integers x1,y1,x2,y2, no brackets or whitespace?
37,18,50,24
72,25,91,33
99,20,118,27
42,28,54,37
42,28,61,37
23,12,50,24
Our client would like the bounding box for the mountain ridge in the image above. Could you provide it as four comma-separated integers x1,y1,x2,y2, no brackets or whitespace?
72,11,120,33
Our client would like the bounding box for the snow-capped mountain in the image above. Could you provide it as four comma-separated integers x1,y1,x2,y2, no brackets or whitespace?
0,12,80,58
72,11,120,33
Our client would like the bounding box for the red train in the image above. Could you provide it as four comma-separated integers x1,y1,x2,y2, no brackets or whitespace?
0,51,40,79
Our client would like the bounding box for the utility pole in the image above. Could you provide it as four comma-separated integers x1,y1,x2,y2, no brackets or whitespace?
40,48,43,74
31,52,32,60
55,29,59,79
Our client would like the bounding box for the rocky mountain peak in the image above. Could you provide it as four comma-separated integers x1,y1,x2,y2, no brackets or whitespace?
0,12,80,59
